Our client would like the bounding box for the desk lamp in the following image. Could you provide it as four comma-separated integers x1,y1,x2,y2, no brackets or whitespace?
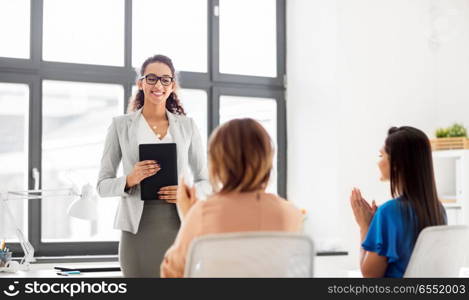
0,184,97,272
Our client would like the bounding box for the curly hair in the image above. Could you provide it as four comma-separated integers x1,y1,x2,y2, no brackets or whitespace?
127,54,186,115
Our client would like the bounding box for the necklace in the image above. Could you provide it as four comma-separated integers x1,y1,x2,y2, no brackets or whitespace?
147,121,168,140
143,114,167,140
151,125,161,139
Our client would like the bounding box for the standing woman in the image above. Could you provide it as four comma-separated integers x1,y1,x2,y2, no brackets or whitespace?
350,126,446,278
97,54,209,277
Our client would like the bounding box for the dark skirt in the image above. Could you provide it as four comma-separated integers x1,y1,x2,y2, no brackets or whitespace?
119,201,180,277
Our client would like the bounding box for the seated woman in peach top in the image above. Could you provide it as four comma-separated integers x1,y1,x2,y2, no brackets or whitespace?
160,118,303,278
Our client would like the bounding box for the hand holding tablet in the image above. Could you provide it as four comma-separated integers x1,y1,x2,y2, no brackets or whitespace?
139,143,178,201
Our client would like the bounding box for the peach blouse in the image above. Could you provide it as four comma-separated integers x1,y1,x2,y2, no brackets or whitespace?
160,191,303,277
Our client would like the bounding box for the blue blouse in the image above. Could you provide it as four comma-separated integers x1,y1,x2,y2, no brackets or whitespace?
362,198,417,278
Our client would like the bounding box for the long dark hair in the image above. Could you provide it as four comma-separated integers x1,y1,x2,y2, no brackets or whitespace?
127,54,185,115
385,126,446,239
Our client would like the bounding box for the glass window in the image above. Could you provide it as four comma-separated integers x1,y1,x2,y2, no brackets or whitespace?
219,95,277,194
41,80,124,242
0,83,29,240
179,89,208,147
132,0,207,72
42,0,124,66
0,0,30,59
219,0,277,77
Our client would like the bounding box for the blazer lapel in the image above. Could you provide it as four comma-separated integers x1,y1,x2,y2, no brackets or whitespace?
167,111,185,177
127,108,142,163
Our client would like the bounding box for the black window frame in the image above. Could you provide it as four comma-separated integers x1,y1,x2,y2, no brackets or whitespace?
0,0,286,257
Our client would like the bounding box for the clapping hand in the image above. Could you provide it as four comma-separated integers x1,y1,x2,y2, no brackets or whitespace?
176,177,198,221
350,187,377,230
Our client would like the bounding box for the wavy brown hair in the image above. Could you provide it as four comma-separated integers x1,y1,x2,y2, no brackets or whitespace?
127,54,185,115
208,118,274,194
385,126,446,241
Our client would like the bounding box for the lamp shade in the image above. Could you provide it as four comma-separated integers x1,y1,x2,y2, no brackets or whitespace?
67,184,98,221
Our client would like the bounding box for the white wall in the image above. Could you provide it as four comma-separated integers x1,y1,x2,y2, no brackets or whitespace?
287,0,469,271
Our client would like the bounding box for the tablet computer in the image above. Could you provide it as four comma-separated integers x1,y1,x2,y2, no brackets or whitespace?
139,143,178,201
54,266,121,272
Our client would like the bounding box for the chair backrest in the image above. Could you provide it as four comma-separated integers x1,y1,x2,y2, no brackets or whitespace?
404,225,469,277
184,232,315,278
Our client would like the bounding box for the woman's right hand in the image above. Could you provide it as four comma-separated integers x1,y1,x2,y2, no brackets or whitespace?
126,160,160,188
176,177,198,221
350,187,377,230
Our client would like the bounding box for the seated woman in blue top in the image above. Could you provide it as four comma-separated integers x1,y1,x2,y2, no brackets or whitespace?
350,126,447,278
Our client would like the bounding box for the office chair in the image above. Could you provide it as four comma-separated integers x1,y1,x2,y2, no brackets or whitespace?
404,225,469,277
184,231,315,278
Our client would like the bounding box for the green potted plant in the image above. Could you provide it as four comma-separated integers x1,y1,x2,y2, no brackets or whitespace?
447,123,467,138
435,127,449,138
432,123,469,150
435,123,467,138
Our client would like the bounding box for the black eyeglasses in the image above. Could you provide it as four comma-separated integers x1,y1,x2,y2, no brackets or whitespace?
139,73,174,86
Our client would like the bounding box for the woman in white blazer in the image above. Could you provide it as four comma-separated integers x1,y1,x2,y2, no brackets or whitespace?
97,54,210,277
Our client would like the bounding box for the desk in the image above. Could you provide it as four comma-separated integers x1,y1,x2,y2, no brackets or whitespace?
0,251,352,278
0,262,122,278
316,251,348,256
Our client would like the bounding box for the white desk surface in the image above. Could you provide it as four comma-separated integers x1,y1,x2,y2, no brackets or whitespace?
0,261,122,278
0,256,360,278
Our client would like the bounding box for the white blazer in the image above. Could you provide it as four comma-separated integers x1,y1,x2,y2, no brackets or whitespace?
97,108,210,234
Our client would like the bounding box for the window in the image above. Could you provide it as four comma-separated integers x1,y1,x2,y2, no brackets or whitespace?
43,0,125,66
0,83,29,240
0,0,30,59
179,89,208,147
41,81,123,242
132,0,207,72
0,0,285,257
219,0,277,77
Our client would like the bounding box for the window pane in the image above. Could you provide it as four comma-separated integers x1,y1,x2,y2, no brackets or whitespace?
43,0,124,66
0,83,29,240
133,0,207,72
180,89,208,147
219,0,277,77
0,0,30,58
219,96,277,194
42,81,123,242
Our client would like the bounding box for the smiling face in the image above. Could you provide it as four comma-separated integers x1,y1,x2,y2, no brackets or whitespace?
378,147,390,181
137,62,175,107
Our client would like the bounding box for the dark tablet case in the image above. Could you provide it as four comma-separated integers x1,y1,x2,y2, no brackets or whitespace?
54,266,121,272
138,143,178,200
